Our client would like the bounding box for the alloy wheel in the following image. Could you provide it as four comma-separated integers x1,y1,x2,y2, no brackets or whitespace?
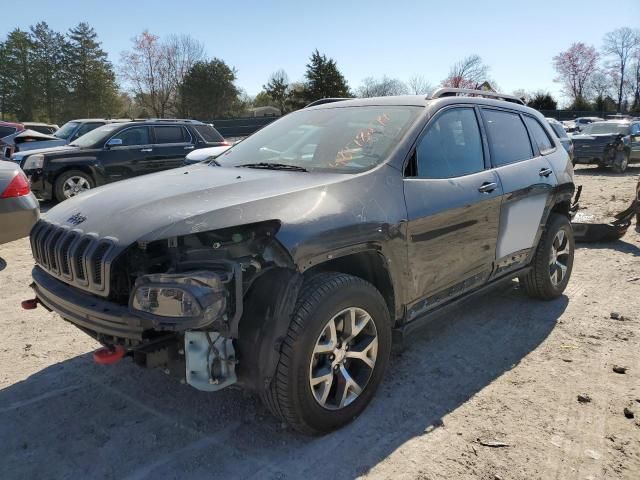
549,229,571,287
308,307,378,410
63,176,91,198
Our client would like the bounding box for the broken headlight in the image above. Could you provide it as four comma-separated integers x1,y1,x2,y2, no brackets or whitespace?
130,271,227,321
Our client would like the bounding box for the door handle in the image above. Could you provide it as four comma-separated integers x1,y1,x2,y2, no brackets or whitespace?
184,145,195,150
140,148,152,152
539,167,553,177
478,182,497,193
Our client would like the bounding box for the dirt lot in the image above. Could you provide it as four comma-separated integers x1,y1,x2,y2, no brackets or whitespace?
1,165,639,480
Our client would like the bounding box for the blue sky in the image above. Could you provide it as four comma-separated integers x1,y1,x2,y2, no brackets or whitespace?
8,0,640,106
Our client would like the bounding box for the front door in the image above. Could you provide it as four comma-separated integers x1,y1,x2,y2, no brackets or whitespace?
404,106,502,318
100,126,154,182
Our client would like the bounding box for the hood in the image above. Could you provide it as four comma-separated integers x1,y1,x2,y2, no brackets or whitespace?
13,144,75,159
185,145,232,163
14,129,58,142
44,164,350,246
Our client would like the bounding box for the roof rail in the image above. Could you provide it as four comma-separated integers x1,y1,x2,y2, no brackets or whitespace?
305,98,351,108
429,88,526,106
142,118,203,123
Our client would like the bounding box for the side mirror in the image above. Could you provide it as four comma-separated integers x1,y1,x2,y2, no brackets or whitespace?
106,138,123,148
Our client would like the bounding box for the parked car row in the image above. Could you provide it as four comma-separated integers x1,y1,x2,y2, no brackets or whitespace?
12,119,228,202
571,119,640,173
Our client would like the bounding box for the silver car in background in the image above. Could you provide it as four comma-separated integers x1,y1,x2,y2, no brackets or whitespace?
0,160,39,245
546,118,574,163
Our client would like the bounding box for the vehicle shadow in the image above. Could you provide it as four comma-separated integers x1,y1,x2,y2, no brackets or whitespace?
38,201,54,215
573,164,640,178
0,257,6,271
576,238,640,256
0,283,566,479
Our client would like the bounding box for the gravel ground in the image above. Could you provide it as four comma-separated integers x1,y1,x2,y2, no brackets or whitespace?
1,164,639,480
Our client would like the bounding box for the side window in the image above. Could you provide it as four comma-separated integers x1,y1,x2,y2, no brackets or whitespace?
482,109,533,166
524,116,554,154
632,123,640,135
0,126,17,137
414,107,485,179
111,127,150,146
73,122,104,139
153,126,188,144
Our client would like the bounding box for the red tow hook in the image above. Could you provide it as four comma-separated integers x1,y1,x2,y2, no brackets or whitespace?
93,345,126,365
21,298,39,310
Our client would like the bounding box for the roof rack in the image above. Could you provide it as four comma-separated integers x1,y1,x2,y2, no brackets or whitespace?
305,98,351,108
429,88,525,105
138,118,203,123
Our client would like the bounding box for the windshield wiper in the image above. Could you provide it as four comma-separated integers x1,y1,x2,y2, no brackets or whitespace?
236,162,308,172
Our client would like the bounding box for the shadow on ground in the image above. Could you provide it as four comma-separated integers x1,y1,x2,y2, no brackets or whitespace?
573,164,640,178
576,238,640,256
0,257,6,272
0,283,566,479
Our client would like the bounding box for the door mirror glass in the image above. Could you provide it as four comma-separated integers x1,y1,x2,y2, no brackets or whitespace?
106,138,123,148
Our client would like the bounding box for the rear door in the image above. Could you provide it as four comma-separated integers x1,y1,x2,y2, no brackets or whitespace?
480,108,557,275
150,125,195,170
403,105,503,317
99,126,154,181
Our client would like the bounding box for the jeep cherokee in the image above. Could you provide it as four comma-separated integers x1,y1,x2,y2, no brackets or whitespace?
26,88,575,434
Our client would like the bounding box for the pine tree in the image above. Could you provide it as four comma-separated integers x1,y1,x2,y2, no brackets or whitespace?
2,29,35,120
30,22,69,122
66,22,120,118
303,49,350,103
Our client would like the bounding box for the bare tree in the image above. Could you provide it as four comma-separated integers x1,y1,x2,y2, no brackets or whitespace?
590,70,614,100
120,31,205,117
441,55,489,89
552,42,599,103
263,69,289,113
602,27,640,110
629,49,640,110
406,75,433,95
357,76,408,97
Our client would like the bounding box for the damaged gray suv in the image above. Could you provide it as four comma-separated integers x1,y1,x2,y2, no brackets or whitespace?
26,88,576,434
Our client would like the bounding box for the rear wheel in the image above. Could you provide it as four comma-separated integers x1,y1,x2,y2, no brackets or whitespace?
261,272,391,435
54,170,94,202
520,213,574,300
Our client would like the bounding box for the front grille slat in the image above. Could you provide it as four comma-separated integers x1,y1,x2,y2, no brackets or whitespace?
29,220,116,296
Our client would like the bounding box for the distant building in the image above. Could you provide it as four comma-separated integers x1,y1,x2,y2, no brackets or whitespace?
247,106,281,117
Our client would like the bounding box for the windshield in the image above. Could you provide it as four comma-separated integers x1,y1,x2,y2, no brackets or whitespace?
54,121,79,140
69,124,123,148
582,122,630,135
215,105,422,173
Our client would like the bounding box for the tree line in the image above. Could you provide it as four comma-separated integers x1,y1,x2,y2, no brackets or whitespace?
1,23,639,125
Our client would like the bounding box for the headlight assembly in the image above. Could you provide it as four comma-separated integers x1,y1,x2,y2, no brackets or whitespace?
22,154,44,170
130,271,227,322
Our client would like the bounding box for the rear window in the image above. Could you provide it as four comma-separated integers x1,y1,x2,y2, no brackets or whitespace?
482,109,533,166
192,124,224,143
153,126,189,144
0,126,17,138
524,116,554,154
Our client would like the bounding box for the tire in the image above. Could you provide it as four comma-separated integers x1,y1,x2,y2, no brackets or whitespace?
261,272,392,435
611,151,629,174
519,213,575,300
54,170,95,203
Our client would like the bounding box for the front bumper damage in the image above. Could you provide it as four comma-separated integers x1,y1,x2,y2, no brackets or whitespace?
31,263,243,391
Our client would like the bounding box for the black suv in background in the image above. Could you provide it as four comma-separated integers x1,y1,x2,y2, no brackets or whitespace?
27,89,575,434
16,119,226,202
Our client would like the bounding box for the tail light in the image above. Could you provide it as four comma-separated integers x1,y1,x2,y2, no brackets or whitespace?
1,172,31,198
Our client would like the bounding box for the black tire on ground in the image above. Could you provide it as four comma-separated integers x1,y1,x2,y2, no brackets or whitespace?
519,213,575,300
261,272,392,435
53,170,95,203
611,150,630,174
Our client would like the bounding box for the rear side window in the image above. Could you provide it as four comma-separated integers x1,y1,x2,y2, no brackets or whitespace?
549,122,568,139
154,126,188,144
415,107,485,178
0,126,17,137
482,109,533,166
192,124,224,143
524,116,554,154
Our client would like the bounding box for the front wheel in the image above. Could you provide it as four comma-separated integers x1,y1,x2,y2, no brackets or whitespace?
520,213,575,300
54,170,95,202
261,272,391,435
611,150,629,174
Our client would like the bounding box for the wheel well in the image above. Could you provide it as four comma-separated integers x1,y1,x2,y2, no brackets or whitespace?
551,200,571,218
305,251,395,319
53,165,95,185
